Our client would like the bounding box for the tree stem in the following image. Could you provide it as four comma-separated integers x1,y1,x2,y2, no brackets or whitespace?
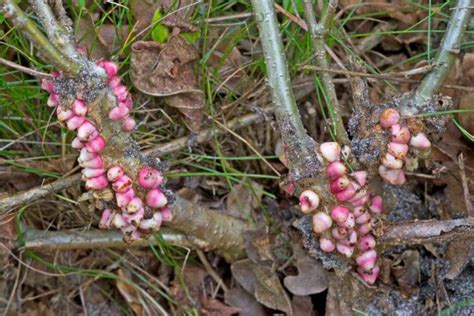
303,0,350,146
251,0,320,179
402,0,471,114
0,0,82,75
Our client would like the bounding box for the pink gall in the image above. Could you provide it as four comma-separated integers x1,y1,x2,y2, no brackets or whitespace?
41,79,55,94
335,183,357,202
82,168,105,179
108,105,130,121
72,99,88,116
326,161,347,181
80,155,104,169
330,176,350,194
138,167,163,189
99,208,113,229
312,212,333,234
331,205,350,223
122,117,136,131
350,171,368,186
86,135,106,153
85,175,109,190
126,197,143,214
378,165,406,185
336,242,354,258
56,106,74,122
107,165,125,182
123,207,144,226
99,60,119,78
369,196,383,214
387,142,409,160
319,237,336,253
391,124,411,144
146,189,168,208
77,121,99,141
71,137,85,149
319,142,341,162
111,213,126,229
379,108,400,128
355,211,371,225
112,175,133,193
299,190,320,213
410,133,431,150
160,207,173,222
382,153,403,170
359,234,376,251
47,93,60,107
116,188,135,208
78,147,97,163
357,266,380,285
66,115,86,130
356,250,377,271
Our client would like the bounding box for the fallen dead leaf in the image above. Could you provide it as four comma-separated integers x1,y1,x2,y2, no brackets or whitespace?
130,37,204,132
115,269,144,316
283,255,328,296
201,297,241,315
224,287,268,316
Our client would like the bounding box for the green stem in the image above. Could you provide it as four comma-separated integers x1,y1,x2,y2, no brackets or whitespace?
251,0,320,178
303,0,350,146
0,0,82,75
403,0,471,114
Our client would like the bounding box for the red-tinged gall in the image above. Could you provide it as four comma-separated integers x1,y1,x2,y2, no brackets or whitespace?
71,137,85,149
78,147,97,163
326,161,347,180
330,176,350,194
355,211,371,224
99,208,113,229
56,106,74,122
161,207,173,221
369,196,383,214
77,121,99,141
387,142,409,160
380,108,400,128
47,93,60,107
66,115,86,130
350,171,368,186
359,234,376,251
299,190,320,213
80,156,104,169
86,135,106,153
356,250,377,271
107,165,125,182
112,175,133,193
331,206,350,223
116,188,135,208
378,165,406,185
109,105,130,121
391,124,411,144
72,99,88,116
146,189,168,208
138,167,163,189
112,213,126,229
82,168,105,179
85,175,108,190
122,117,136,131
382,153,403,170
319,237,336,252
336,242,354,258
335,184,357,202
126,197,143,214
357,266,380,285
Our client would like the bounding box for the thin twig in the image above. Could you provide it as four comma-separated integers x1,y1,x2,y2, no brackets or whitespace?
303,0,350,146
251,0,320,179
380,218,474,245
0,57,53,78
402,0,472,114
458,153,473,217
196,249,229,292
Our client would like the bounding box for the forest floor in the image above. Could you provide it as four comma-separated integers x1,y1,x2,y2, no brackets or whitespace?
0,1,473,315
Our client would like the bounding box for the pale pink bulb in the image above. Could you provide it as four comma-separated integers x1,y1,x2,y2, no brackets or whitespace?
80,156,104,169
47,93,60,107
410,133,431,149
123,207,144,226
348,186,367,204
312,212,333,233
350,171,367,186
326,161,347,181
77,121,99,141
357,266,380,285
353,206,364,217
391,124,410,144
116,188,135,208
126,197,143,214
330,176,350,194
122,117,136,131
78,147,97,163
369,196,383,214
387,142,409,160
99,208,113,229
41,79,55,93
356,250,377,271
355,211,371,224
299,190,320,213
335,183,357,202
350,193,369,207
359,234,376,251
72,99,88,116
332,227,347,240
71,137,85,149
319,142,341,162
121,97,133,110
153,211,163,226
56,106,74,122
382,153,403,170
331,205,349,223
66,115,86,130
347,229,357,244
82,168,105,178
111,175,133,193
112,85,128,101
86,135,106,153
108,76,121,88
85,175,108,190
379,108,400,128
100,60,119,78
341,213,355,229
378,165,406,185
160,207,173,221
146,189,168,208
107,165,125,182
137,167,163,189
112,213,126,228
139,217,159,231
319,237,335,252
108,105,129,120
336,242,354,258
